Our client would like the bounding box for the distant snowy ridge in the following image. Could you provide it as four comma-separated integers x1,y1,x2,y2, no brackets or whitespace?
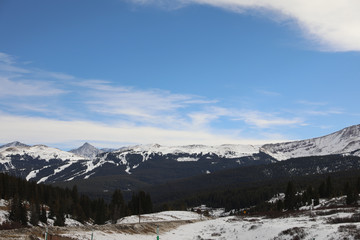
0,142,264,183
261,124,360,160
1,124,360,184
0,144,86,163
114,143,260,159
0,141,29,148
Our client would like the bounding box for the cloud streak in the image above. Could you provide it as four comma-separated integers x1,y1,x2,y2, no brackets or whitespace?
232,110,304,128
0,52,307,146
130,0,360,51
0,114,273,147
0,77,65,97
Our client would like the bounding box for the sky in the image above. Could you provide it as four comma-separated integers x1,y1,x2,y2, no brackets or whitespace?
1,0,360,150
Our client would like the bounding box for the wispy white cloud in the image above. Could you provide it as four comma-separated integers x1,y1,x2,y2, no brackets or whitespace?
0,52,306,146
188,107,229,128
232,110,304,128
129,0,360,51
297,100,328,106
305,109,343,116
77,79,215,128
0,113,275,147
0,77,65,97
0,52,15,65
0,53,68,98
187,106,304,130
295,100,344,116
256,89,281,97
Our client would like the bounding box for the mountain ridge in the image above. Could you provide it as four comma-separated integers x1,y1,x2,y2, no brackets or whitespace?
0,124,359,187
261,124,360,160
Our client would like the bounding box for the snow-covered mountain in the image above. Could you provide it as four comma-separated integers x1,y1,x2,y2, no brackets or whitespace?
0,144,87,183
0,144,85,164
0,142,271,184
261,124,360,160
112,143,260,161
69,142,103,159
0,124,360,185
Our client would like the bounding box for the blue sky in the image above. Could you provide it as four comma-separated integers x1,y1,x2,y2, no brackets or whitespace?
1,0,360,149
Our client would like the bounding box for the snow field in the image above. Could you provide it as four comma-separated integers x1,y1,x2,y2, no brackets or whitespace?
118,211,202,224
62,208,360,240
1,203,360,239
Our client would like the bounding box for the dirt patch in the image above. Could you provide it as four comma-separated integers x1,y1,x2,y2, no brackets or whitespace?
0,220,199,239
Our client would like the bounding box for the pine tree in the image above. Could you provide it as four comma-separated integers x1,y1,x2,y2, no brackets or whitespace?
302,185,319,206
9,197,20,223
79,194,91,220
94,198,107,225
9,195,28,225
144,192,153,214
54,203,65,226
71,185,79,204
284,181,296,210
357,177,360,193
326,176,333,198
276,200,284,211
345,182,358,205
29,201,40,226
319,181,326,198
39,205,47,224
110,189,125,224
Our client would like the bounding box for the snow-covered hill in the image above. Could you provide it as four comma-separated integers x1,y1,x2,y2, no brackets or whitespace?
261,124,360,160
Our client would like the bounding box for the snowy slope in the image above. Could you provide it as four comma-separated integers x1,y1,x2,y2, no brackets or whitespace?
261,124,360,160
0,144,86,163
0,144,88,183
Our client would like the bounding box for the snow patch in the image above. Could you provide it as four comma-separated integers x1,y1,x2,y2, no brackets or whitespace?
177,157,199,162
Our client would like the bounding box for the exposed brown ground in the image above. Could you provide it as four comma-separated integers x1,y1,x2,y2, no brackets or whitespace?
0,220,198,240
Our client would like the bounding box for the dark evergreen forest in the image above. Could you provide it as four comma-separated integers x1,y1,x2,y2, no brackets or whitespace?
169,172,360,213
0,173,152,229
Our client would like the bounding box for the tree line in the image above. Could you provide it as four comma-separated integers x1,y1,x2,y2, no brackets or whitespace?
282,175,360,210
0,173,153,228
165,169,360,213
254,175,360,212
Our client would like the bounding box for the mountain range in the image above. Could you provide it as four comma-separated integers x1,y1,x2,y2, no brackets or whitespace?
1,124,360,195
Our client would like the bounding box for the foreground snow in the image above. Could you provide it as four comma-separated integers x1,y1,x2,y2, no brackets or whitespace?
1,202,360,239
118,211,202,224
62,209,360,240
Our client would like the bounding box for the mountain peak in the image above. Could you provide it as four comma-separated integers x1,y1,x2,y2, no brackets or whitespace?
69,142,103,159
0,141,29,148
82,142,93,147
